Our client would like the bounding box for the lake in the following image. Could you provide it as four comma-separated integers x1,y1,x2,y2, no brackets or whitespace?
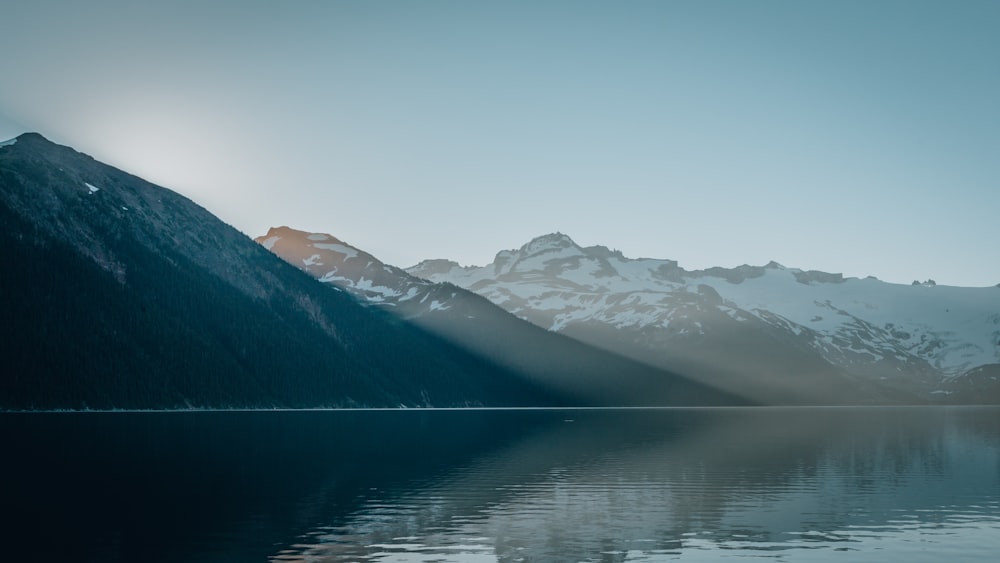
2,407,998,562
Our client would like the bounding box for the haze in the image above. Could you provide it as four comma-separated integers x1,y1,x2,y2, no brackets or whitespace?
1,0,997,286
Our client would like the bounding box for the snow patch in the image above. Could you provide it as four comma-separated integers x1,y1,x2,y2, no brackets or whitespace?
307,233,330,241
259,236,281,250
313,243,359,259
355,278,402,298
399,287,421,301
319,270,347,284
84,182,100,194
302,254,322,266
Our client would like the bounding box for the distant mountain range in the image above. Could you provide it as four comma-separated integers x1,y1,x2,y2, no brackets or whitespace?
409,233,1000,403
4,131,995,408
259,228,1000,404
0,134,566,409
255,227,742,406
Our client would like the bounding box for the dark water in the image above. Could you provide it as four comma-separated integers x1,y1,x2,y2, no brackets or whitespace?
2,407,998,562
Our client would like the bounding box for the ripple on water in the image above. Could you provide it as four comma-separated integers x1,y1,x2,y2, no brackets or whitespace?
268,408,1000,563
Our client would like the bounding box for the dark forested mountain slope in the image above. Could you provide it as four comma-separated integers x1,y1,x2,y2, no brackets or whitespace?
0,133,558,409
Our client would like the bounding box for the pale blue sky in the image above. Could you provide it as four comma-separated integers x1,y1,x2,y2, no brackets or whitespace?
2,1,998,286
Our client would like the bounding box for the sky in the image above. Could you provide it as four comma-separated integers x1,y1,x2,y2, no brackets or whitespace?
1,0,998,287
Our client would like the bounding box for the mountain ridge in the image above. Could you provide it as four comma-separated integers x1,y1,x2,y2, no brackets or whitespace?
254,226,748,407
412,232,994,289
406,232,1000,403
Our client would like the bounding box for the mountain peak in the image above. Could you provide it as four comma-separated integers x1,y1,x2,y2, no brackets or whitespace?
258,226,348,247
519,232,580,255
6,132,55,148
528,231,576,244
263,225,295,238
263,225,331,238
409,258,462,276
16,132,48,141
1,132,46,148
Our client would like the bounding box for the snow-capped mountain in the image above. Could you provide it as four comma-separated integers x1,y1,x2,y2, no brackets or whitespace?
407,233,1000,403
255,227,749,406
257,226,453,314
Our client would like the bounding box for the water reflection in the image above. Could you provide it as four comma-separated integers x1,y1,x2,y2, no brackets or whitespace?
1,410,546,563
2,408,998,562
273,408,1000,562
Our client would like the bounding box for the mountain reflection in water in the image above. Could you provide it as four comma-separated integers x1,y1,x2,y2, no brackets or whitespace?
3,407,999,562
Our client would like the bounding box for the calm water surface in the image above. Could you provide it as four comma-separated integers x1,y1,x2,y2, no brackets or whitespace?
3,407,998,562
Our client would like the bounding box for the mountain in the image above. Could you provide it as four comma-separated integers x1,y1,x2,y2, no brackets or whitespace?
406,233,1000,404
255,226,746,406
0,133,561,410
